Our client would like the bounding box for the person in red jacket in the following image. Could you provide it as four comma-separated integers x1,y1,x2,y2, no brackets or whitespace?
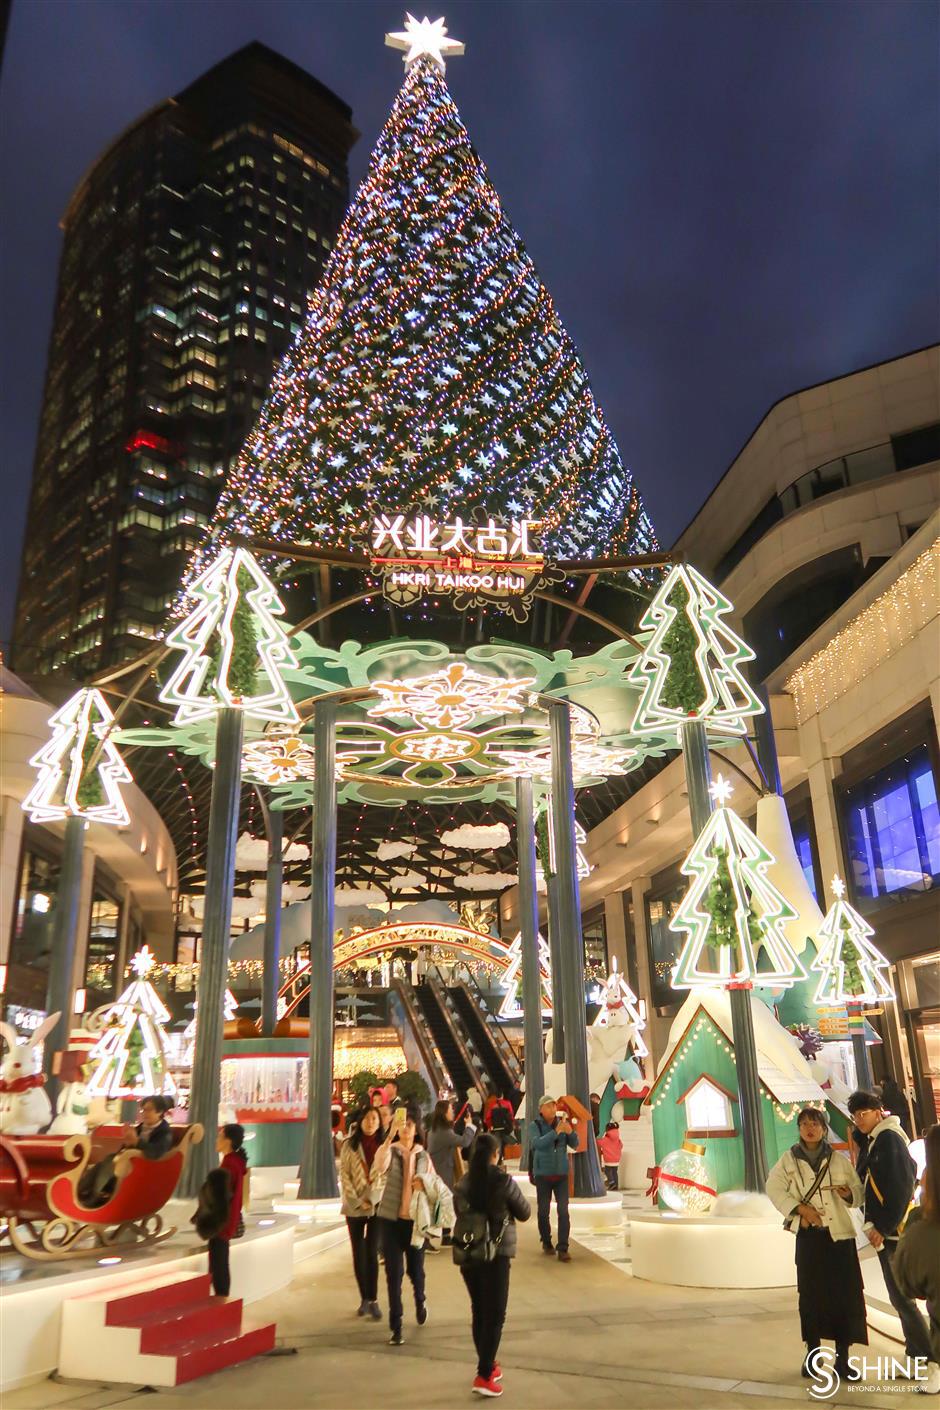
192,1123,248,1297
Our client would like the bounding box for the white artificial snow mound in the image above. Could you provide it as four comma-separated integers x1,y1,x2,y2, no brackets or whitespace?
712,1191,778,1219
663,987,826,1104
755,794,824,959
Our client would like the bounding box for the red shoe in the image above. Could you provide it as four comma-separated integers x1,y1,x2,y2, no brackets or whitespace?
492,1365,503,1382
472,1374,503,1397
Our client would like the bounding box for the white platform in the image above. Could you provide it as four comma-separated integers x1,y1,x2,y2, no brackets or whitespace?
0,1207,344,1392
630,1209,798,1289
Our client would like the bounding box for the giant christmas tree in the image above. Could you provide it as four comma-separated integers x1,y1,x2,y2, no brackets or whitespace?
192,15,655,581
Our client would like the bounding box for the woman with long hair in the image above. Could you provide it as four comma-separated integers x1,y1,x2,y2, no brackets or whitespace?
766,1106,866,1381
427,1098,476,1243
893,1124,940,1392
453,1132,530,1398
372,1106,431,1345
339,1106,383,1320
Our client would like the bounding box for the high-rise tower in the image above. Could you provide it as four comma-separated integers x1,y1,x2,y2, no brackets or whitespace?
12,43,357,677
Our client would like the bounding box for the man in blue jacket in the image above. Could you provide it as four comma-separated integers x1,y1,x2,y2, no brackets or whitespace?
529,1095,578,1262
849,1089,932,1367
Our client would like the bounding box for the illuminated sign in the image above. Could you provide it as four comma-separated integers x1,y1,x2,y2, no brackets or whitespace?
368,512,557,621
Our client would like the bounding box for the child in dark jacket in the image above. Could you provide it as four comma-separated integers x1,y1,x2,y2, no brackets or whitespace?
192,1123,247,1297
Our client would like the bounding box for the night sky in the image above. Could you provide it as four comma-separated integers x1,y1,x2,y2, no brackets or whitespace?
1,0,937,652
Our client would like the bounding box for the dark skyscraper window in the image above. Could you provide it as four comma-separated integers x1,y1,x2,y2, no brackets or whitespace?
12,43,357,677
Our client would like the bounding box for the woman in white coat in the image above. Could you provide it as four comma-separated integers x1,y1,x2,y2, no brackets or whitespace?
766,1106,867,1381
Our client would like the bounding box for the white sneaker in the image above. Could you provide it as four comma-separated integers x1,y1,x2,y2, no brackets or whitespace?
919,1362,940,1395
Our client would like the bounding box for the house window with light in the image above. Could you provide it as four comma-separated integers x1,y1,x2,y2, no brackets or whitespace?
678,1074,738,1137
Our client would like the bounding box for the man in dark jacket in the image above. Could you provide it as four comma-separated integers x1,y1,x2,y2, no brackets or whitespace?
849,1090,932,1364
528,1095,578,1262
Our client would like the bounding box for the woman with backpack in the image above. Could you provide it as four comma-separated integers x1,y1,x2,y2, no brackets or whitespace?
453,1132,531,1398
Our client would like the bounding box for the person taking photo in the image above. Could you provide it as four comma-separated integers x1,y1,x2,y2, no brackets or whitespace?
528,1095,577,1262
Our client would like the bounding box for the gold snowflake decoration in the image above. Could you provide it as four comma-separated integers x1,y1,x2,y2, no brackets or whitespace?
368,662,534,731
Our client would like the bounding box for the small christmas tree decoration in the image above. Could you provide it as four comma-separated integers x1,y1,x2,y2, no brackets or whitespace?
498,930,553,1019
161,547,299,726
592,958,648,1058
629,565,764,738
670,776,808,990
23,688,132,826
86,946,176,1100
812,877,894,1006
183,990,239,1043
535,799,590,890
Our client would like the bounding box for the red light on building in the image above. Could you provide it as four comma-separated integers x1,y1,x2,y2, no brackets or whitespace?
124,430,183,458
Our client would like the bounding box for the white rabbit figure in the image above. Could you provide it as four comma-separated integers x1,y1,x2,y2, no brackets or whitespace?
47,1027,97,1135
0,1013,59,1135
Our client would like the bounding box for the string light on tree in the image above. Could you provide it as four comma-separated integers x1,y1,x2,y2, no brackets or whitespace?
86,946,177,1100
670,776,808,990
187,12,656,589
812,877,895,1006
162,547,299,726
629,565,763,738
23,688,132,827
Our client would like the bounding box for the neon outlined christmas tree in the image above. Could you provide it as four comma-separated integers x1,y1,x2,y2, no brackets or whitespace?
812,878,894,1006
162,547,299,726
670,778,807,990
183,990,239,1046
593,958,648,1058
86,946,177,1100
498,930,553,1020
629,565,764,738
191,16,656,581
23,688,132,827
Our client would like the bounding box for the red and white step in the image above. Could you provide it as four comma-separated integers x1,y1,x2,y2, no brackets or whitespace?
60,1271,276,1386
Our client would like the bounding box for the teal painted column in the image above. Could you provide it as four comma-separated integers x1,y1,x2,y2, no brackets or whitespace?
546,699,605,1198
261,803,283,1039
299,698,339,1199
43,813,86,1091
515,776,544,1160
178,706,244,1198
680,720,768,1191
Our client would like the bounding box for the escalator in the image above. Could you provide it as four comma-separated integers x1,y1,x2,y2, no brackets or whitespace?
450,982,521,1099
412,981,478,1096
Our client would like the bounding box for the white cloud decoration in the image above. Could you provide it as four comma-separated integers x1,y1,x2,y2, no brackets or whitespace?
454,872,517,892
375,840,418,861
440,822,511,851
235,832,310,871
388,870,425,892
335,886,389,908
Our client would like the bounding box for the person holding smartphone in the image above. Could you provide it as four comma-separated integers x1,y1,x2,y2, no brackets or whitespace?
528,1096,578,1262
372,1105,431,1344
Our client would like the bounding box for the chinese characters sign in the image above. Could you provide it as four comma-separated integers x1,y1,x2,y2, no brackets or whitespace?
368,512,558,621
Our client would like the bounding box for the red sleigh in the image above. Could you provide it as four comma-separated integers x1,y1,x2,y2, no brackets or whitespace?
0,1124,203,1260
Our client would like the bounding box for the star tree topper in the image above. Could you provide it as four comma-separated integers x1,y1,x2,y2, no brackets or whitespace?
812,876,895,1006
385,13,465,71
670,776,808,990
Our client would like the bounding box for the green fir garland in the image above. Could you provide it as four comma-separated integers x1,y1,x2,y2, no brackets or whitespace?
75,731,105,809
535,806,553,880
209,568,258,700
659,579,708,714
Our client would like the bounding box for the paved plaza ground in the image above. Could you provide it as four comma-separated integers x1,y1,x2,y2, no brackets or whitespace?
6,1212,924,1410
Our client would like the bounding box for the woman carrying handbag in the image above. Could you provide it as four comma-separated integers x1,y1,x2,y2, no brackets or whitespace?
766,1106,867,1381
453,1132,531,1398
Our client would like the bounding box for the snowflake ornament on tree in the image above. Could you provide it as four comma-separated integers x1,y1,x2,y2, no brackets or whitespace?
812,877,894,1006
86,946,177,1100
163,548,299,726
498,930,553,1019
23,688,132,827
190,18,656,586
629,565,764,738
670,777,808,990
